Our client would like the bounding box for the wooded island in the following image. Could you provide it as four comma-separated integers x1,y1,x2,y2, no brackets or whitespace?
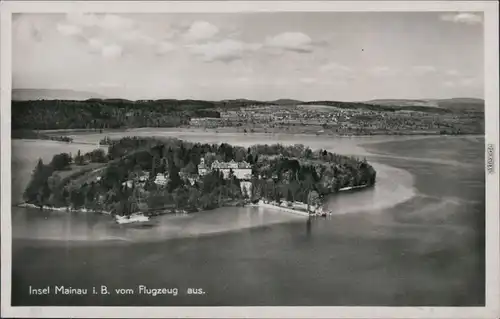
23,137,377,216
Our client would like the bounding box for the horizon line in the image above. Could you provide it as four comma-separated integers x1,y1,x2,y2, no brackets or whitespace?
11,88,485,103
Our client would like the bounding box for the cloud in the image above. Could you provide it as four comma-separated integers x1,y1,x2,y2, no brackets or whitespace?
188,39,261,63
440,13,483,25
183,21,219,42
99,14,135,31
56,23,82,36
300,78,317,84
120,30,155,46
59,13,164,58
265,32,314,53
446,69,460,76
87,37,122,58
458,77,481,87
101,44,123,58
64,13,135,30
88,37,104,50
369,66,399,77
156,41,177,55
320,62,353,75
65,13,100,27
443,77,481,88
411,65,436,76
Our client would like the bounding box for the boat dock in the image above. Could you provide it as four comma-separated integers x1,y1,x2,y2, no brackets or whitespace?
257,202,310,217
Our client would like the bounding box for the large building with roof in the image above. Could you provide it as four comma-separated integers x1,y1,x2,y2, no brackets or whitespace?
198,158,252,180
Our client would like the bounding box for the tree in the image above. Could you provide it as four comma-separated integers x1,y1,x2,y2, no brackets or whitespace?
181,161,197,174
307,190,320,212
50,153,71,170
23,158,54,206
36,180,51,208
242,186,249,199
234,148,246,162
188,188,201,208
308,190,320,204
70,189,85,208
204,152,217,167
246,153,254,164
87,149,107,163
228,169,235,182
74,150,85,165
167,162,182,192
47,174,62,193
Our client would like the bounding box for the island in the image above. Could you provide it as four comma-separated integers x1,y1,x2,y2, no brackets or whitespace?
21,137,377,222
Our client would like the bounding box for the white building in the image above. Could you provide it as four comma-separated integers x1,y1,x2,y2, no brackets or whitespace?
198,158,209,176
198,158,252,180
154,173,169,186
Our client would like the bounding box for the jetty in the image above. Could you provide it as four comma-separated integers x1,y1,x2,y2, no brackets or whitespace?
256,200,332,217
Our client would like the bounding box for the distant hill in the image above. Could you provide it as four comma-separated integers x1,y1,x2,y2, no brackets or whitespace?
432,98,484,112
365,98,484,112
268,99,305,105
366,99,440,108
12,89,107,101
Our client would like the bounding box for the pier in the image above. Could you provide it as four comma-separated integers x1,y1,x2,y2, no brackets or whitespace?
256,201,311,217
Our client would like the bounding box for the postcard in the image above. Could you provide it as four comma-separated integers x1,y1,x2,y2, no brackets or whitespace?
1,1,499,318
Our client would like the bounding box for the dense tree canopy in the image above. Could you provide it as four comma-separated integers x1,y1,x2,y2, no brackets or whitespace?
24,137,377,216
12,99,221,130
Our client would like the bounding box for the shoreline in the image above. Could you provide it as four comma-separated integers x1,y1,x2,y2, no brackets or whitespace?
251,184,372,217
16,203,112,215
251,202,310,217
15,183,372,222
26,127,485,138
338,184,370,192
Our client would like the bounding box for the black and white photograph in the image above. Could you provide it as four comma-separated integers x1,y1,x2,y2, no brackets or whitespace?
1,1,499,318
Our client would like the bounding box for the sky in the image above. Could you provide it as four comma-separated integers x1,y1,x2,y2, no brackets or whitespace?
12,12,484,101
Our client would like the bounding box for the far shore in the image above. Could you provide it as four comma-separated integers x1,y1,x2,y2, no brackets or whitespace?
30,127,484,138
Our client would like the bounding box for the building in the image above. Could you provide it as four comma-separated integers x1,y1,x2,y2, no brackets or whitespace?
154,173,169,186
189,117,224,128
198,158,209,176
179,172,198,186
198,158,252,180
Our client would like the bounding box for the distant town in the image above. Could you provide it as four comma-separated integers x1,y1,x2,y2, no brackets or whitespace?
190,102,484,136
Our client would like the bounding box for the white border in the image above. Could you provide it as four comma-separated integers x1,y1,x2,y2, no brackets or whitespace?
1,1,499,318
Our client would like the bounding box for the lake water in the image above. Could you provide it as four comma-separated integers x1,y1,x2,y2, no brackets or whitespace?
10,131,485,306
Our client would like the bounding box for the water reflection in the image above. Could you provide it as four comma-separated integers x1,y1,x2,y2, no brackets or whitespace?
306,218,312,237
